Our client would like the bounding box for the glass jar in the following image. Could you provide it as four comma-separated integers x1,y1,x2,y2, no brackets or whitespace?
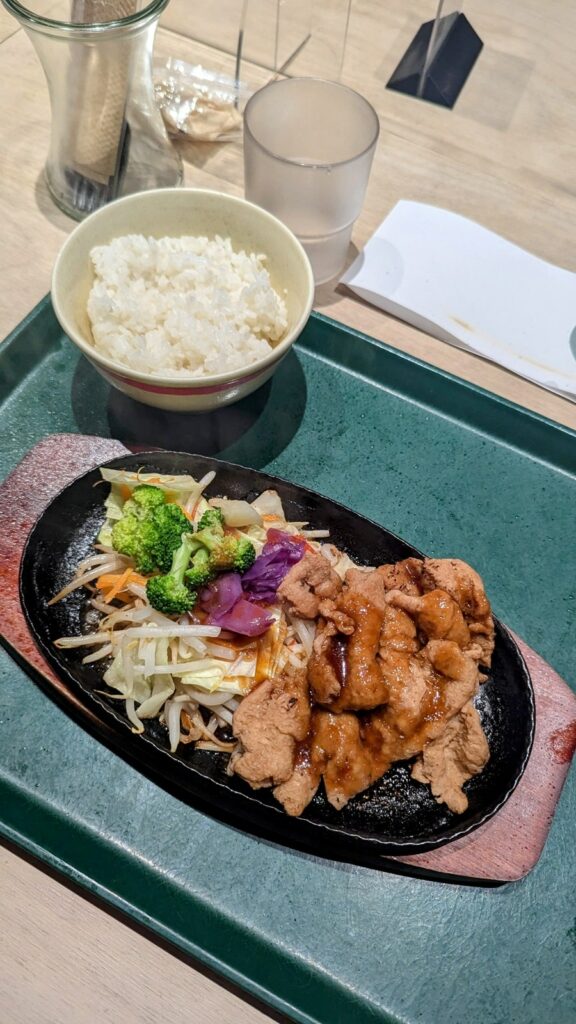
2,0,183,219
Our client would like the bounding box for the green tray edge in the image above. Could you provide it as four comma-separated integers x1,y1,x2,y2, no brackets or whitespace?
2,294,575,1024
0,769,386,1024
2,295,575,476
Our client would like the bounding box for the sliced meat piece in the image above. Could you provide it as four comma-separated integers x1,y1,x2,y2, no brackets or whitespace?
307,618,341,704
275,642,482,816
377,649,432,742
278,552,342,619
419,558,495,665
312,710,387,811
374,639,481,760
309,589,389,712
317,599,355,634
411,701,490,813
380,603,420,654
345,567,389,614
420,559,490,617
231,666,310,789
385,588,471,649
275,708,390,815
420,639,481,740
344,568,419,652
330,589,389,711
376,558,423,596
274,747,321,817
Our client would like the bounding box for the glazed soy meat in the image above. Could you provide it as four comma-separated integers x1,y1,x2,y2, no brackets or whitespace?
308,568,418,713
344,566,390,613
307,619,343,705
385,588,472,650
231,666,311,789
309,589,389,712
313,710,387,810
277,551,342,619
274,709,388,816
377,640,481,756
273,752,321,817
411,701,490,813
235,555,494,819
376,558,423,596
418,558,495,664
276,640,481,816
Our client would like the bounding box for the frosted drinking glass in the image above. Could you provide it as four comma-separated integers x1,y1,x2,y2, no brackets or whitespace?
244,78,379,284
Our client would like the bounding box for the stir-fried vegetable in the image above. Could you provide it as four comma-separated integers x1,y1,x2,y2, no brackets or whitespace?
51,468,341,754
191,508,256,574
242,529,306,603
200,573,274,636
111,483,192,573
146,533,199,615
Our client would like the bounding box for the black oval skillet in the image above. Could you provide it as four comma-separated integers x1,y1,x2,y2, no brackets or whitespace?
19,451,535,859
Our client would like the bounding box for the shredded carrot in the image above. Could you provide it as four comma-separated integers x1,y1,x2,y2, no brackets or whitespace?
106,590,135,605
119,484,132,502
95,569,148,597
101,566,136,602
135,470,163,485
261,514,280,522
136,474,163,486
188,498,202,520
292,533,315,553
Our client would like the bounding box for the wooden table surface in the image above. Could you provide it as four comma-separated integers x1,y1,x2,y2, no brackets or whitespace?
1,1,575,1021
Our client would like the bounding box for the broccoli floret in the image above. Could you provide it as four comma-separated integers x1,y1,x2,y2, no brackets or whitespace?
111,485,191,573
193,508,256,575
111,515,159,574
197,507,225,531
130,484,166,512
185,546,217,589
146,534,197,615
216,535,256,573
150,503,192,572
196,531,256,574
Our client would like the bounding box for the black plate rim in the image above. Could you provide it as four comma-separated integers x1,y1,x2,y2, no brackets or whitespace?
19,449,536,857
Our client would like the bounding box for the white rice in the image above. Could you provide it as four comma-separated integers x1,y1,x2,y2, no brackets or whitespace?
86,234,288,377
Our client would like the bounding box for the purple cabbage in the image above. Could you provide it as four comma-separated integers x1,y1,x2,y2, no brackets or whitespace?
198,530,306,636
199,573,274,637
200,572,242,616
241,529,306,604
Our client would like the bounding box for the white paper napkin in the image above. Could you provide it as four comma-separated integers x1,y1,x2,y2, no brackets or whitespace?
341,201,576,401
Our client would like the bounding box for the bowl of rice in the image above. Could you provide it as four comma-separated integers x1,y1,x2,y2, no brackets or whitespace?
51,188,314,411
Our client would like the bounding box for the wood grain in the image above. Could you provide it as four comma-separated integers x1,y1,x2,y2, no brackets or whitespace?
0,844,282,1024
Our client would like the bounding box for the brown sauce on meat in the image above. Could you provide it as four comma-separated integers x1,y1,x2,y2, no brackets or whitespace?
404,559,422,588
334,757,353,783
293,733,312,769
327,634,348,685
420,672,447,722
328,592,389,711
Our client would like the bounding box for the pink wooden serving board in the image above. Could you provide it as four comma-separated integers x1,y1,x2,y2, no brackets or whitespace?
1,434,575,884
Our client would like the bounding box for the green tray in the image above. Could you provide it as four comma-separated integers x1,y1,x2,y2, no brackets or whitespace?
1,296,575,1024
